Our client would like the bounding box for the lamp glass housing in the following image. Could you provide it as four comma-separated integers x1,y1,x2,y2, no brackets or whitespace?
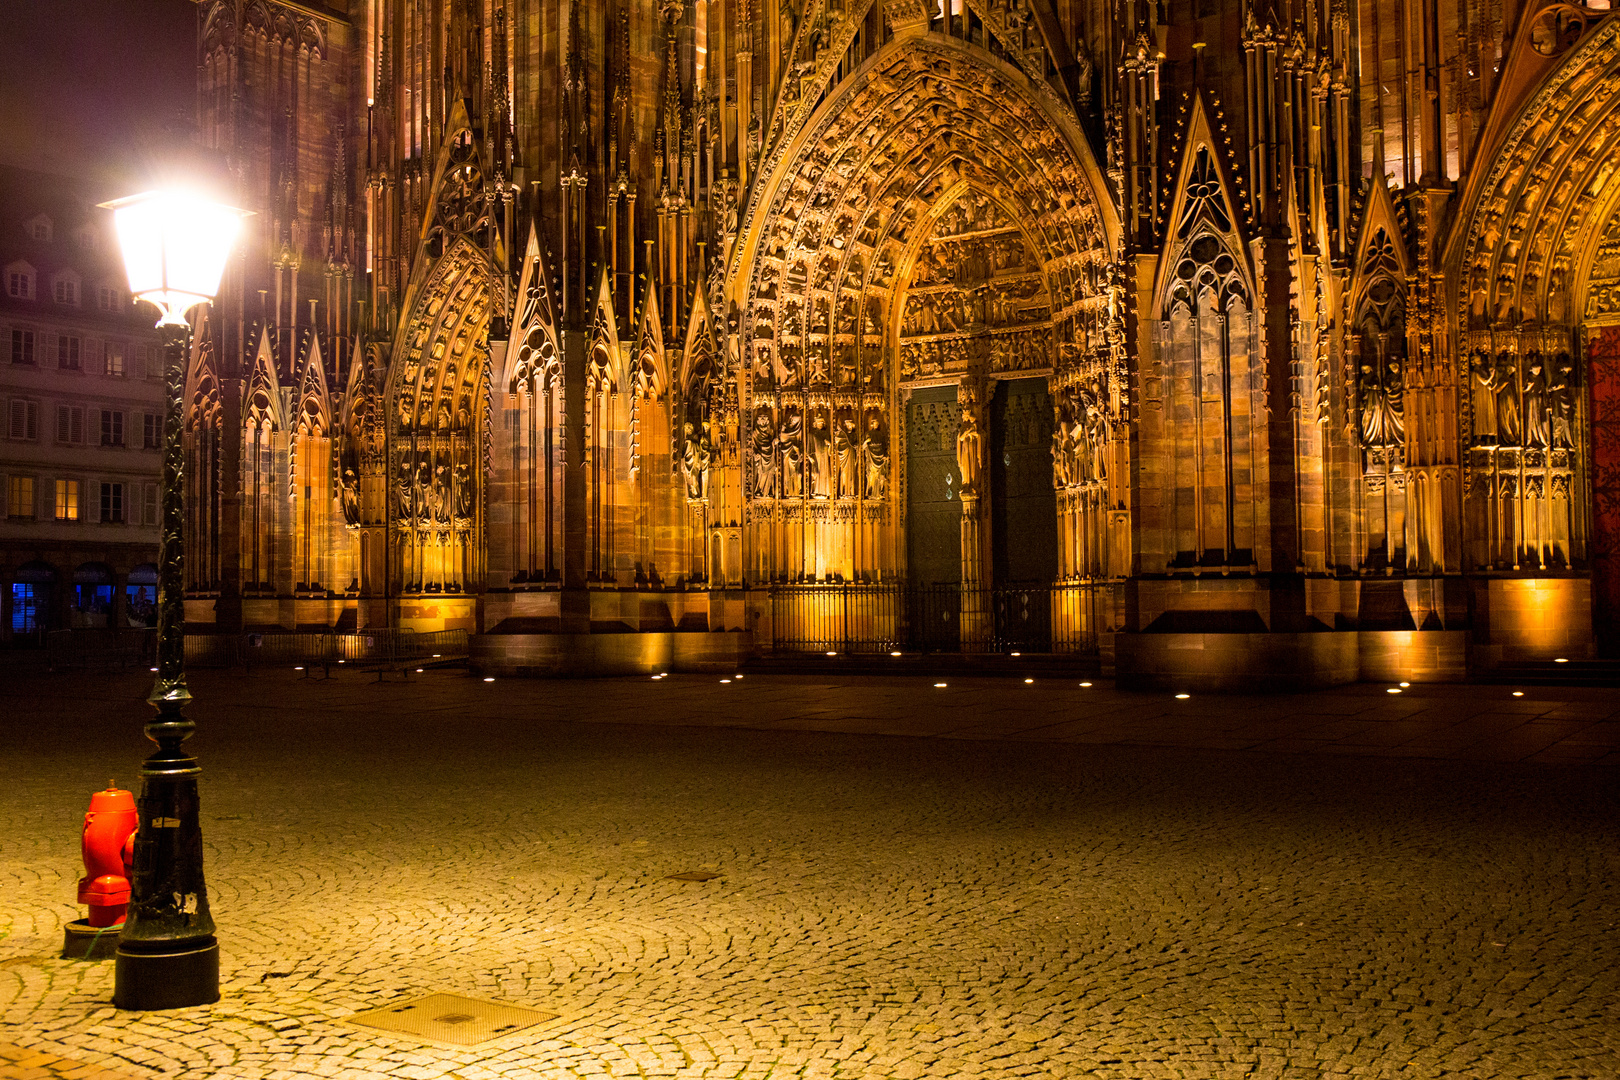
100,191,248,323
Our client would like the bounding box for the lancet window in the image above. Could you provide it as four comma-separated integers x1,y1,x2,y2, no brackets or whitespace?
1160,166,1257,570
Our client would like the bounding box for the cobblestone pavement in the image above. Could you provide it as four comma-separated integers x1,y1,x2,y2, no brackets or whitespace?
4,668,1619,1080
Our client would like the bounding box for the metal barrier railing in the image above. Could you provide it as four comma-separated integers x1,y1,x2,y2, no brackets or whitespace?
46,628,157,670
770,583,1102,655
183,628,471,674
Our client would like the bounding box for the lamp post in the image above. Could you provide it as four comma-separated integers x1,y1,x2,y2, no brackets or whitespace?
101,190,249,1010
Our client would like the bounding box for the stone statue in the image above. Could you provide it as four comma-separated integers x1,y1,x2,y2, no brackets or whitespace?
780,407,804,497
835,413,859,498
1471,350,1499,444
807,411,833,498
861,412,889,500
1550,354,1576,450
1358,342,1404,448
683,421,712,501
1496,352,1522,447
341,467,360,526
957,391,982,498
453,460,472,521
1524,356,1550,449
751,408,778,498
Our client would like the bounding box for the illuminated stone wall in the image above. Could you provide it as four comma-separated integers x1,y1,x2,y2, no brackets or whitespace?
180,0,1620,663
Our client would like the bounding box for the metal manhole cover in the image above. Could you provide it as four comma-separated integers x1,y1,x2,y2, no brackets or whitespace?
347,993,558,1047
666,871,720,882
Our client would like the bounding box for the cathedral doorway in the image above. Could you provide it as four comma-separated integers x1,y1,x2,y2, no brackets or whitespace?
734,33,1120,654
382,236,497,616
1589,327,1620,654
904,385,961,586
989,377,1058,588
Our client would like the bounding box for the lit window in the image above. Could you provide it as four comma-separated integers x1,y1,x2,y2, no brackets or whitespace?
99,409,123,447
10,329,35,365
8,397,38,440
12,583,45,633
53,278,79,306
56,404,85,444
58,335,80,369
7,475,35,519
99,482,123,523
55,479,79,521
103,341,124,376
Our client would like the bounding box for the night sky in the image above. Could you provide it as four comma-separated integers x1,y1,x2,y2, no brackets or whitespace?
0,0,197,187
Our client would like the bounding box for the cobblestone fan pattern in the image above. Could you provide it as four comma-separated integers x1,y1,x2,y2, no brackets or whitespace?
3,669,1619,1080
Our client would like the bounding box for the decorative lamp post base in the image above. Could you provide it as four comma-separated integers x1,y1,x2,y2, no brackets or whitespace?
113,940,219,1010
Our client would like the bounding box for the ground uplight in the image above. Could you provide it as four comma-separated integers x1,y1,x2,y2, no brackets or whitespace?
483,677,495,682
1079,681,1092,687
1513,690,1525,697
1024,678,1034,684
934,682,947,688
1175,693,1190,700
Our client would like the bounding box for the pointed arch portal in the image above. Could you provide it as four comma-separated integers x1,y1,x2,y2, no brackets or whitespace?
733,35,1120,595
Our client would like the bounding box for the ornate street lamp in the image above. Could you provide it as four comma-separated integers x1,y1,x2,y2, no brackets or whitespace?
101,189,249,1010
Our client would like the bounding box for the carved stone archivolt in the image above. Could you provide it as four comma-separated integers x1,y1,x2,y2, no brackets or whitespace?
734,34,1118,583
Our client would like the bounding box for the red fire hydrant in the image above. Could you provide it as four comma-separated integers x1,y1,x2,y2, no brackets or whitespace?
78,783,138,928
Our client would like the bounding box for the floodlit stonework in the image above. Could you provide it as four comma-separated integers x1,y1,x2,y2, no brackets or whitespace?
175,0,1620,681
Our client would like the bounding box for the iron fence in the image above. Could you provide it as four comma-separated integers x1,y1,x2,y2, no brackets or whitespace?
770,583,1103,655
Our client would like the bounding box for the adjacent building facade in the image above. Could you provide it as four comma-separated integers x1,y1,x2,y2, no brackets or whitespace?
169,0,1620,681
0,166,165,643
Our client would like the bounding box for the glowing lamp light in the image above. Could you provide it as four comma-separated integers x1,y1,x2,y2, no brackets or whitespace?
1175,693,1190,700
101,190,250,325
1079,681,1092,688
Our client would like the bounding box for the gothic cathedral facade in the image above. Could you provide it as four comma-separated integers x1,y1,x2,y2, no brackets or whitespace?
183,0,1620,680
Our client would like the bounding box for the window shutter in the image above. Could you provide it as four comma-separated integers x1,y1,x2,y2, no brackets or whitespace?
9,399,24,440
